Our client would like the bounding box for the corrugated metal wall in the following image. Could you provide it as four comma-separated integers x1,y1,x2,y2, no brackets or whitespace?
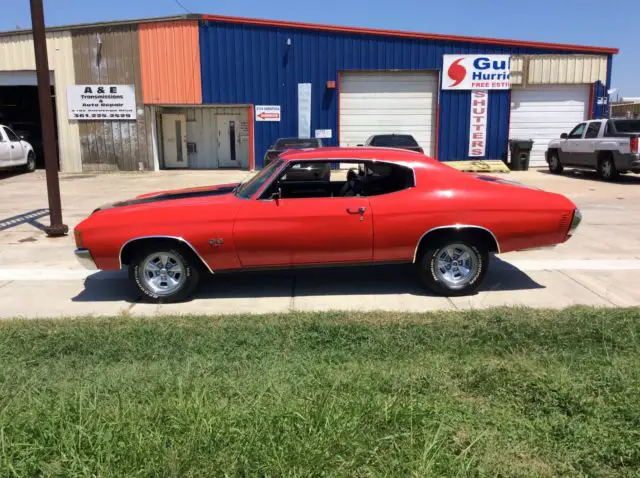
511,55,607,85
0,32,82,172
200,20,608,165
139,21,202,104
72,25,153,171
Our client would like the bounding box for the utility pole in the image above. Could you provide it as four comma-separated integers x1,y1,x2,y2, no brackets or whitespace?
29,0,68,237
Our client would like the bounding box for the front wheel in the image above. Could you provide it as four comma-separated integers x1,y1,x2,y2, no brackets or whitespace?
23,152,36,173
418,241,488,296
548,151,563,174
129,247,200,303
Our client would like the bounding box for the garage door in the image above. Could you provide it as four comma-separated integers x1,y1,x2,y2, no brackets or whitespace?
509,85,589,166
339,72,438,155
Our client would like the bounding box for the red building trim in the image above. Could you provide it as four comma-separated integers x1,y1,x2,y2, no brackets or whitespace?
588,83,595,119
505,89,512,163
434,103,440,159
201,14,618,55
337,71,342,146
248,105,256,170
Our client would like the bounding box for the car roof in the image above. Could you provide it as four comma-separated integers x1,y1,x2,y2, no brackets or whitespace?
279,147,439,165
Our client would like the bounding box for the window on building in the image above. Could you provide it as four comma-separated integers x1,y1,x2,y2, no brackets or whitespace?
584,122,602,139
261,160,415,199
568,123,586,139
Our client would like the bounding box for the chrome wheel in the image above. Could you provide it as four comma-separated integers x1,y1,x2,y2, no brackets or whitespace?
434,243,479,289
550,155,559,170
139,252,186,296
602,160,613,178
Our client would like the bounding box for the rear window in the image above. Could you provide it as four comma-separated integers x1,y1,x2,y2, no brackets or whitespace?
372,135,419,147
613,120,640,134
274,138,321,149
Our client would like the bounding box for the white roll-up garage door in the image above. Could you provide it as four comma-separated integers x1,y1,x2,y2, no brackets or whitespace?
509,85,589,166
339,72,438,155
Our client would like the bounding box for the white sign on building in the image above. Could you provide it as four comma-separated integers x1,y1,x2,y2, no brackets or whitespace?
442,55,511,90
67,85,136,120
468,90,488,157
255,105,281,122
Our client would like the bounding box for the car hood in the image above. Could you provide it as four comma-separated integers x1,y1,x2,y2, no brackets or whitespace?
93,182,240,213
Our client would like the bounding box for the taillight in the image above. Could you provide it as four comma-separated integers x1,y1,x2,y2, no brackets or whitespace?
631,136,638,154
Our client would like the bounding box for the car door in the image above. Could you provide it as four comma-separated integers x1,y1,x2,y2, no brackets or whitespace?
0,127,12,167
233,160,373,267
561,122,586,165
579,121,602,167
3,127,26,165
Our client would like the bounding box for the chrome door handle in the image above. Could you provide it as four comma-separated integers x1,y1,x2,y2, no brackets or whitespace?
346,206,366,215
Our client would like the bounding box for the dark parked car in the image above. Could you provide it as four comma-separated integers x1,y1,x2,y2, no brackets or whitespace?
359,134,424,154
264,138,323,166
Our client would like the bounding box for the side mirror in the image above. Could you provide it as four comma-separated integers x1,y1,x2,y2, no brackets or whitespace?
560,133,568,139
270,187,282,204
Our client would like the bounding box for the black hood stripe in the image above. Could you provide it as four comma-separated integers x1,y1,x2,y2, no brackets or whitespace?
94,185,237,213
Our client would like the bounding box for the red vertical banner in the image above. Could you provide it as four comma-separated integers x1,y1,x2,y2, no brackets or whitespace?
468,90,488,157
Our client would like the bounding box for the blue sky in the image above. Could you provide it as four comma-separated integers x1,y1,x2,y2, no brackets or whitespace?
3,0,638,96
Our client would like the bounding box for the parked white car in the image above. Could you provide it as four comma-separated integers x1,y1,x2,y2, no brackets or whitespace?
0,124,36,173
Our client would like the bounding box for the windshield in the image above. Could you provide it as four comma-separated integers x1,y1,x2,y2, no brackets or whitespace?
374,135,419,147
274,138,321,149
613,120,640,134
235,158,284,199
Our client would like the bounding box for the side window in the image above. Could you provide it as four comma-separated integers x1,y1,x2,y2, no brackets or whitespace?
261,160,415,199
584,122,602,139
4,127,20,142
568,123,586,139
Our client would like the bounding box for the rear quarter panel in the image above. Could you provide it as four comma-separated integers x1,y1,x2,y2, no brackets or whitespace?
369,174,575,261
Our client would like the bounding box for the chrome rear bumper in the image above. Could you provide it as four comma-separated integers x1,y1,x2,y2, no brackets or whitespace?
74,248,97,270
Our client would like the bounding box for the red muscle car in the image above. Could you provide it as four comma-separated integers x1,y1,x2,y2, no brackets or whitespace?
74,147,582,302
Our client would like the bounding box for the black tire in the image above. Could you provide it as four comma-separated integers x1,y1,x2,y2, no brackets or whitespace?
129,246,200,303
598,155,619,181
23,152,36,173
418,239,488,296
548,151,563,174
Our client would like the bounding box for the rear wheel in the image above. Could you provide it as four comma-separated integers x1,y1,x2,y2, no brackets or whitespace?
548,151,563,174
129,247,200,303
23,152,36,173
598,155,619,181
418,240,488,296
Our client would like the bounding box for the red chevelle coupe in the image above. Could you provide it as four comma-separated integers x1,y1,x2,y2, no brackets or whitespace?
74,147,581,302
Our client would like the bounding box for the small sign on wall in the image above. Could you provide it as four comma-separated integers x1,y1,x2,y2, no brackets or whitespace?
67,85,136,120
468,90,488,157
315,129,332,139
255,105,281,121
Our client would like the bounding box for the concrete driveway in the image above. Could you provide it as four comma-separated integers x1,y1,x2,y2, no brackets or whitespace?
1,167,640,318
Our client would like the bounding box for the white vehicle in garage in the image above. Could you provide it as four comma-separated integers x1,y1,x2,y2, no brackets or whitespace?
0,124,36,173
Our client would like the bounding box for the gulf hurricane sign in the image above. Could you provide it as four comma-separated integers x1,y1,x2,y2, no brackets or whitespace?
442,55,511,90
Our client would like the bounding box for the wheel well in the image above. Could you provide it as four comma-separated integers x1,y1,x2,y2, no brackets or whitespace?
597,151,613,163
413,227,499,263
119,237,211,273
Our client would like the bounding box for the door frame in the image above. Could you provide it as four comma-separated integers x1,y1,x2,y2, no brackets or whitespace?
161,113,188,169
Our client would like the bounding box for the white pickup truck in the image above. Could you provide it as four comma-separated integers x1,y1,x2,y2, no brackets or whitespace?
546,118,640,180
0,124,36,173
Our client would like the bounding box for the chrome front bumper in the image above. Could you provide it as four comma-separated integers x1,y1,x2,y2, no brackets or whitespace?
74,248,97,270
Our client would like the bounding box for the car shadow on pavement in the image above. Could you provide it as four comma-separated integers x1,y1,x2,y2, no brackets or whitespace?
72,256,543,303
536,168,640,185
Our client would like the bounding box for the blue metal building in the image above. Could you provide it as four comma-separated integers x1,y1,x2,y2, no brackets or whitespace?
198,15,616,168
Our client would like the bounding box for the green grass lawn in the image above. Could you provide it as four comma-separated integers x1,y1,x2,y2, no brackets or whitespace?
1,308,639,477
